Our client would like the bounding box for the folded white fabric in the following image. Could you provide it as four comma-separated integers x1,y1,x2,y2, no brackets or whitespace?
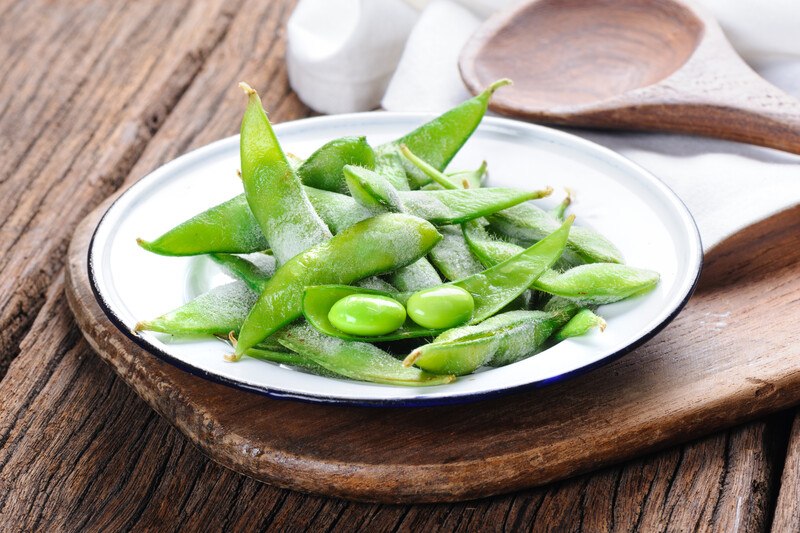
287,0,800,251
286,0,418,114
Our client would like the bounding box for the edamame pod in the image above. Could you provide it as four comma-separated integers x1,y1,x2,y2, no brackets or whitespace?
554,309,606,341
138,187,371,257
487,203,623,265
234,213,442,356
535,264,660,305
447,216,573,324
344,165,550,226
239,83,332,263
377,79,511,188
463,222,658,305
277,324,454,386
209,252,276,292
137,194,267,256
297,136,375,194
405,303,579,375
135,281,255,336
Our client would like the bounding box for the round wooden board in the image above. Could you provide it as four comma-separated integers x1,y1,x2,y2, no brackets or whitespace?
66,198,800,503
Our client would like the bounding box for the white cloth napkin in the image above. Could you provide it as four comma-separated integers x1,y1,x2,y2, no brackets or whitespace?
287,0,800,251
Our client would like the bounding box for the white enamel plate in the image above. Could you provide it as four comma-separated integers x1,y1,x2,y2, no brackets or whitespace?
90,113,702,406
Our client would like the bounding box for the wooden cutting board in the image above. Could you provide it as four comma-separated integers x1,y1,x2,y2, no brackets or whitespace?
66,198,800,504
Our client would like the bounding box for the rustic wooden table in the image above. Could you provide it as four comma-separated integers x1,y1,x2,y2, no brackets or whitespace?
2,0,799,530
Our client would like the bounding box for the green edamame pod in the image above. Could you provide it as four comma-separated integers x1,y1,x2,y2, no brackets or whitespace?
277,323,454,386
297,136,375,194
136,287,452,385
303,285,444,342
138,187,371,257
429,225,485,281
446,216,573,324
487,202,623,265
234,213,442,357
405,302,579,375
377,79,511,188
463,222,658,304
554,309,606,341
344,165,549,226
244,346,335,376
239,83,332,263
135,281,255,336
209,252,276,292
137,194,267,256
535,264,660,305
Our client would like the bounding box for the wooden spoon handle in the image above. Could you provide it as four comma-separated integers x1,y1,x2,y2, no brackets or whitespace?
651,85,800,155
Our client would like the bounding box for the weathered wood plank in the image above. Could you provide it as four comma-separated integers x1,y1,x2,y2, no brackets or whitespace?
0,0,245,378
772,410,800,532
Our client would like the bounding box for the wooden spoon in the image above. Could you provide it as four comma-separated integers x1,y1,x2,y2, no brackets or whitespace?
459,0,800,154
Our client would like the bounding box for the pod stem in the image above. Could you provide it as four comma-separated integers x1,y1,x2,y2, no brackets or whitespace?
224,331,242,362
238,81,256,96
403,349,422,368
486,78,513,96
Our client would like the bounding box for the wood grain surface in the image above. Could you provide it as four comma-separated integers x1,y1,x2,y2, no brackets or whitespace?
2,0,800,529
460,0,800,154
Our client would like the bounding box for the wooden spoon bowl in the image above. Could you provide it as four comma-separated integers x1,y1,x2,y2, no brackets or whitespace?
460,0,800,154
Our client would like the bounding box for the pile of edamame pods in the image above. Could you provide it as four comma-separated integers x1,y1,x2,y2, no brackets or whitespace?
134,79,659,386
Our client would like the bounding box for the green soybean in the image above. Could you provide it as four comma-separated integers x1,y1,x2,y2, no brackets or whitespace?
328,294,406,336
447,216,573,323
135,281,255,336
303,285,444,341
406,286,474,330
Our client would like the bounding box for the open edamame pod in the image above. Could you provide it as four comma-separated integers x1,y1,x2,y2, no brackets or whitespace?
234,213,442,357
136,286,453,385
377,79,511,188
344,165,550,225
405,302,580,375
302,285,444,342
